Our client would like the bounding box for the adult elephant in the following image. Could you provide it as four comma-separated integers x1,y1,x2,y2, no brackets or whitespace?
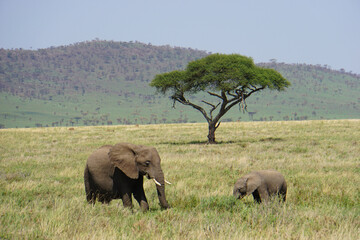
84,143,170,211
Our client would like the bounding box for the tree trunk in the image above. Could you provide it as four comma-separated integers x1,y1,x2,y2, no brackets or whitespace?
207,122,217,144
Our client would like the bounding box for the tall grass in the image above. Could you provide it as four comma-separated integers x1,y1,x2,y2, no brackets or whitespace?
1,120,359,239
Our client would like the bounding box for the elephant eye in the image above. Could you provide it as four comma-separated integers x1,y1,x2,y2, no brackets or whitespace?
145,161,151,166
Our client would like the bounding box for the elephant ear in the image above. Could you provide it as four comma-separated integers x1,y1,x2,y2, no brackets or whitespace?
245,174,262,195
109,143,139,179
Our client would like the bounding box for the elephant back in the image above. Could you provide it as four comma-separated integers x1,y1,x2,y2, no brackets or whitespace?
256,170,285,192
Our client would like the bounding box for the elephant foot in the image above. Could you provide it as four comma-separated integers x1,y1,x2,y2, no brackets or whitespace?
140,200,149,212
121,194,134,208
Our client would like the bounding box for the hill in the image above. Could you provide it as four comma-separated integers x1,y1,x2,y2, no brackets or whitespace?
0,40,359,128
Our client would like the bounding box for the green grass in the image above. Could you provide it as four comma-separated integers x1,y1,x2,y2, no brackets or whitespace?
1,120,359,239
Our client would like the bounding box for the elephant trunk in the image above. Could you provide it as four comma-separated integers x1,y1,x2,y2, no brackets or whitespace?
233,189,243,199
154,170,170,209
234,191,241,199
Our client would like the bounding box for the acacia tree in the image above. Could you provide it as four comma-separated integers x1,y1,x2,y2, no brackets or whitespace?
150,54,290,143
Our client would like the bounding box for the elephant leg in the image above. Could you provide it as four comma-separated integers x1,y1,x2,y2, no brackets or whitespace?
252,190,262,203
113,168,134,208
121,192,133,208
279,183,287,202
98,193,112,204
86,190,96,204
257,186,269,203
277,193,286,202
133,184,149,211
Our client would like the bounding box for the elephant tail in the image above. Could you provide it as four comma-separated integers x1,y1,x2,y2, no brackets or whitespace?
84,164,95,204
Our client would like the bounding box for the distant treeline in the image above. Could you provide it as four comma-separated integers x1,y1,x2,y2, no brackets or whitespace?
0,40,208,100
1,40,359,101
0,40,359,129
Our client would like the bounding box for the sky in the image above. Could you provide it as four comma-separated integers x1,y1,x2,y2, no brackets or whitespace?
1,0,359,74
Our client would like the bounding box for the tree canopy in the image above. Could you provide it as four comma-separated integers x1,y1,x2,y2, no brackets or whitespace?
150,53,290,143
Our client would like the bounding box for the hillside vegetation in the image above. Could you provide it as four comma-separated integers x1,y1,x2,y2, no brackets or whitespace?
0,120,359,239
0,40,359,128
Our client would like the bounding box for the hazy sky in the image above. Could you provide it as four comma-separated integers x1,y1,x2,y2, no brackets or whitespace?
1,0,359,73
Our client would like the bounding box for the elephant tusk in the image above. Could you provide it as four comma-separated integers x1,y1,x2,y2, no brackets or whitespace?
153,178,162,186
165,180,172,185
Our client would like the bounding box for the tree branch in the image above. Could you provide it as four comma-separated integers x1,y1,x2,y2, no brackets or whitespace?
249,84,258,91
207,91,223,99
226,91,237,98
211,91,229,124
228,89,243,103
202,100,217,109
247,86,265,96
225,86,265,112
210,102,221,119
173,96,211,122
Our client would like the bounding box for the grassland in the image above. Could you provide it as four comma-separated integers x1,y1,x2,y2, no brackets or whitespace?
0,120,359,239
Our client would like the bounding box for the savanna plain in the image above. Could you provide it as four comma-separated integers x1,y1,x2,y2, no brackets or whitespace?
0,120,359,239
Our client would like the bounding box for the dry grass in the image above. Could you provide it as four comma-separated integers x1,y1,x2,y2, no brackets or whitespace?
0,120,359,239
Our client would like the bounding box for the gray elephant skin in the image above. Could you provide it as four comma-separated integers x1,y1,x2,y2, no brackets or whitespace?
233,170,287,203
84,143,170,211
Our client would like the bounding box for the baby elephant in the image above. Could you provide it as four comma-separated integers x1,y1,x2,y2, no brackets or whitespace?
233,170,287,203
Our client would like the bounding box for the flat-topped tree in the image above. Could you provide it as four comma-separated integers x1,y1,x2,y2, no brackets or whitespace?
150,54,290,144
